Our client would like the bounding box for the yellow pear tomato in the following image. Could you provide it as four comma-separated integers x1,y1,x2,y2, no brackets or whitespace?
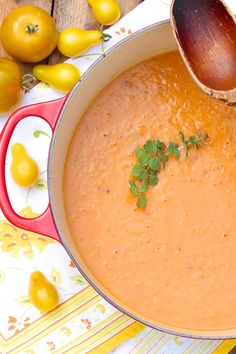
29,271,59,312
88,0,121,26
33,63,81,93
57,28,111,57
10,143,39,188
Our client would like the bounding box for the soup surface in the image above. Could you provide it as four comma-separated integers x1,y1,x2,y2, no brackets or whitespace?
64,51,236,331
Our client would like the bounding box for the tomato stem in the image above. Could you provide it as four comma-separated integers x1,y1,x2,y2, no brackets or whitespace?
21,74,37,91
100,25,112,42
25,24,39,34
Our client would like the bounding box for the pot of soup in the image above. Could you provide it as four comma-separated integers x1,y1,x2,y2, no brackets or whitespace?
1,21,236,339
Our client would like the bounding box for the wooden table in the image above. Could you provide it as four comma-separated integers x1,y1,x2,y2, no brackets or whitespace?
0,0,142,75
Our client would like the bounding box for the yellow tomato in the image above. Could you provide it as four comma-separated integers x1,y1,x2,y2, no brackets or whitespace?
57,28,111,57
88,0,121,26
0,6,57,63
29,271,59,312
33,63,81,93
10,143,39,188
0,58,22,115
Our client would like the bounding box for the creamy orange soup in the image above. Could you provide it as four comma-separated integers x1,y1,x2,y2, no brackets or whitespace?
64,51,236,331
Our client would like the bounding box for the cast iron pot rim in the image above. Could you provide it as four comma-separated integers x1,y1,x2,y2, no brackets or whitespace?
48,19,236,339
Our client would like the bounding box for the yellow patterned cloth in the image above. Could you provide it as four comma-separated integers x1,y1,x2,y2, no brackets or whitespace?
0,208,144,353
1,0,236,353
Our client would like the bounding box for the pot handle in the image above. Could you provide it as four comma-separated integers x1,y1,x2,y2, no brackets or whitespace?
0,96,68,242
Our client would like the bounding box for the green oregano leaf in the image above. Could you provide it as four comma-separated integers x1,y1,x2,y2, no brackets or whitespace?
156,140,166,150
179,131,186,144
167,142,181,158
137,195,147,208
140,182,149,193
144,140,157,153
149,174,158,186
135,148,150,165
148,157,160,171
131,165,147,180
129,180,139,197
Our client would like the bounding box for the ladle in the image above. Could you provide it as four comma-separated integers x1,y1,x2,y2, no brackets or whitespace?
170,0,236,105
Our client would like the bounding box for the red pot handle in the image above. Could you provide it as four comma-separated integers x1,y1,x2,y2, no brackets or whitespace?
0,96,68,242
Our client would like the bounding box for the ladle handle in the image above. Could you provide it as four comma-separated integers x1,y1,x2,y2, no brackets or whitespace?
0,96,67,242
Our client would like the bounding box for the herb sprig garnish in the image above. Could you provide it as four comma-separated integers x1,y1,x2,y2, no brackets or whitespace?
179,131,208,158
129,131,208,208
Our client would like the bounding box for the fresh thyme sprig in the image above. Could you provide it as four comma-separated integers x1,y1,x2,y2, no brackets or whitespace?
129,131,208,208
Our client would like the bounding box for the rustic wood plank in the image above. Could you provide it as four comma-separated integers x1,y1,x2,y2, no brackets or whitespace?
0,0,53,75
119,0,142,14
49,0,142,64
